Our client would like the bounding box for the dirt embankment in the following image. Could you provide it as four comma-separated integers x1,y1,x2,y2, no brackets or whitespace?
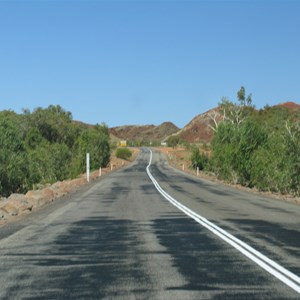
0,148,140,225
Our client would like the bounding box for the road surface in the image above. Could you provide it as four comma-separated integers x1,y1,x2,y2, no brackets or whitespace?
0,148,299,299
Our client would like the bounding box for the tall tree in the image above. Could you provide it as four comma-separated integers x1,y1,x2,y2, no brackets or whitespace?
237,86,252,107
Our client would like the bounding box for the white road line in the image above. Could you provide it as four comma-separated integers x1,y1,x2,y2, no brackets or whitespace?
146,149,300,294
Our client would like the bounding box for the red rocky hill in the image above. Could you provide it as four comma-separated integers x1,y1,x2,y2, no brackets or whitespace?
170,107,222,144
277,101,300,110
110,122,179,143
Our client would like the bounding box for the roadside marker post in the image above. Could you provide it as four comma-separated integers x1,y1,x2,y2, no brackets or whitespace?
86,153,90,182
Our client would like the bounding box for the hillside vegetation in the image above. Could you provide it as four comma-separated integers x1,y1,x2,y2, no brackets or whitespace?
0,105,110,197
191,87,300,196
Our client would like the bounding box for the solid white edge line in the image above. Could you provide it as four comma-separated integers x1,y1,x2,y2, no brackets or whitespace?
146,149,300,294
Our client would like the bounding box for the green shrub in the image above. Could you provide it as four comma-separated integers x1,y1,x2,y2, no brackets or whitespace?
115,147,132,160
77,125,110,171
166,135,182,148
208,95,300,196
190,147,208,171
0,116,29,196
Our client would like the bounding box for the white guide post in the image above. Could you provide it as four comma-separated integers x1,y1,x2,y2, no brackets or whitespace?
86,153,90,182
197,167,199,176
99,167,102,177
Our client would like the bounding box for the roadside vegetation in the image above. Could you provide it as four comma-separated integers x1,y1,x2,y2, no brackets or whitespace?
0,105,110,197
1,88,299,199
115,147,132,160
190,87,300,196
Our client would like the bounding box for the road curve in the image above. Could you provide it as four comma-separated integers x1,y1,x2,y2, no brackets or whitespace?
0,148,299,299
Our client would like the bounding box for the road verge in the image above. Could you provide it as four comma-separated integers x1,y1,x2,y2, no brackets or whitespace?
0,148,140,225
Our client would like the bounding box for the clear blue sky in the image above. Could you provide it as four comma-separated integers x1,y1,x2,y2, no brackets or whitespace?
0,0,299,128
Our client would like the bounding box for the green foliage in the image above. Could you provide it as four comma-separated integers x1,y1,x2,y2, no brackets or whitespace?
190,147,208,171
166,135,182,148
76,124,111,171
0,106,111,196
27,142,71,184
210,122,239,182
250,135,287,192
25,105,77,149
234,120,267,185
208,88,300,195
211,116,269,185
237,86,252,107
115,147,132,160
0,115,29,196
25,127,45,149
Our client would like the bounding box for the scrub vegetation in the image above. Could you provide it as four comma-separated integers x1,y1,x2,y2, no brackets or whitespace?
115,147,132,160
0,105,110,197
191,87,300,196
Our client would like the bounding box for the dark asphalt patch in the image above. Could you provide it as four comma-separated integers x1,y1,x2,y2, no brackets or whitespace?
152,216,281,299
225,218,300,273
18,217,150,299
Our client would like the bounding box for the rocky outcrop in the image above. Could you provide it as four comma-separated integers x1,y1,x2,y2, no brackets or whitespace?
0,175,98,223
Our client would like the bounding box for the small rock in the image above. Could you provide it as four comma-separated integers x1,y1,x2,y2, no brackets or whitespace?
0,194,33,216
1,202,18,216
26,188,55,208
0,208,9,220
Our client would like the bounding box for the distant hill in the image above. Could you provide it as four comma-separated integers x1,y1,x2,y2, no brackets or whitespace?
109,122,179,143
168,107,222,144
167,101,300,144
107,101,300,145
277,101,300,110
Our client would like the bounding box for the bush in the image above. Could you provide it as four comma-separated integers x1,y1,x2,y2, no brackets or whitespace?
75,124,111,172
210,118,267,186
166,135,182,148
234,120,267,185
190,147,208,171
0,106,111,197
208,98,300,196
210,122,238,182
0,116,29,196
251,130,300,195
115,147,132,160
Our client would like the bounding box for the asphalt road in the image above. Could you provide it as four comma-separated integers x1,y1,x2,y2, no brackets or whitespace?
0,148,299,299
